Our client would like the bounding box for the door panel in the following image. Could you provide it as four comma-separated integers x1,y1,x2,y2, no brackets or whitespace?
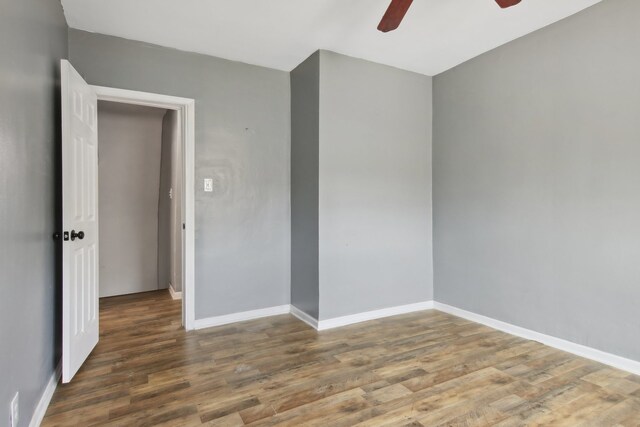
61,59,99,383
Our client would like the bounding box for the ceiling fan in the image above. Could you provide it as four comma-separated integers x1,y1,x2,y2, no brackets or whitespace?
377,0,523,33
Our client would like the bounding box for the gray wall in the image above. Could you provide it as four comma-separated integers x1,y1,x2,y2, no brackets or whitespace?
290,52,320,319
0,0,67,425
433,0,640,360
158,110,184,293
69,29,291,318
318,51,433,320
158,111,173,292
98,101,166,297
158,110,183,293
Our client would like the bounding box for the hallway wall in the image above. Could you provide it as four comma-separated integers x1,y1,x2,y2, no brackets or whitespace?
158,110,183,293
98,101,166,297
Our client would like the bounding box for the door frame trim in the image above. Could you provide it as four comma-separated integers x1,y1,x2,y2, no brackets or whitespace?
92,85,196,330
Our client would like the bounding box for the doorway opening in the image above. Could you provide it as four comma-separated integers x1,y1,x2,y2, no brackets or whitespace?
93,86,195,330
97,102,180,301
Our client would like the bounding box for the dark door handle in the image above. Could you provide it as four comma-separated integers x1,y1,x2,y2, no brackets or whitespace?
70,230,85,241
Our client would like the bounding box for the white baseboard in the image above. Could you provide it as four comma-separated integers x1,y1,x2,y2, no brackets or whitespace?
189,299,640,376
168,284,182,300
317,301,435,331
290,305,319,329
194,304,291,330
433,302,640,376
194,301,435,332
29,362,60,427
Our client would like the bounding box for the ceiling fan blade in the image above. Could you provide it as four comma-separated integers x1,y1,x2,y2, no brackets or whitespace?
377,0,414,33
495,0,522,8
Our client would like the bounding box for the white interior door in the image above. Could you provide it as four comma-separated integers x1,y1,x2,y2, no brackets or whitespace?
61,59,99,383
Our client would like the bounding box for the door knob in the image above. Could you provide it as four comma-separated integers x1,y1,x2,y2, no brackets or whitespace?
70,230,85,241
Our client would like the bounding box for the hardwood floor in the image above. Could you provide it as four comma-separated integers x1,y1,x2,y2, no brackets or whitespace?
43,291,640,426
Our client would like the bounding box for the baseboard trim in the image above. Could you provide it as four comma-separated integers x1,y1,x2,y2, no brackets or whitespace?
433,302,640,376
193,301,436,332
290,305,319,329
29,362,61,427
317,301,435,331
194,305,291,330
168,284,182,300
192,300,639,375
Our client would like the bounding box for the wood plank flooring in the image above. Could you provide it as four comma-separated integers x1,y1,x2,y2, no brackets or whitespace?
43,291,640,426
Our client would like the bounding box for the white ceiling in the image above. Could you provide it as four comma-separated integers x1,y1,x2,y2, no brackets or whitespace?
61,0,601,76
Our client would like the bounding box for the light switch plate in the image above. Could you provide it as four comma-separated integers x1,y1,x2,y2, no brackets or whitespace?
204,178,213,192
